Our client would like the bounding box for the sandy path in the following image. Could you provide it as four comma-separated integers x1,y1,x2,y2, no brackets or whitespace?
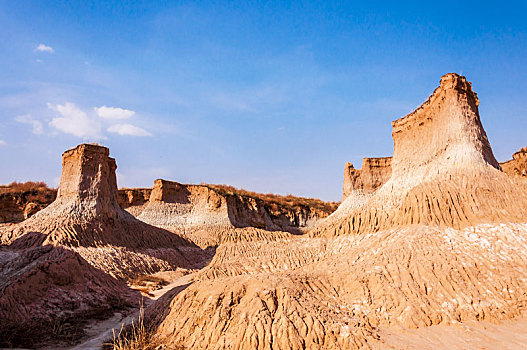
70,273,195,350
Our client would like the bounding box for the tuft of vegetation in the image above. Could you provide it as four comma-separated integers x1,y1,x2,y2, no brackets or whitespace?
106,305,184,350
204,184,339,214
0,181,54,194
108,307,151,350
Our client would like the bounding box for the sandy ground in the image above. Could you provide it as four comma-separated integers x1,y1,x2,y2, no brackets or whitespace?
375,318,527,349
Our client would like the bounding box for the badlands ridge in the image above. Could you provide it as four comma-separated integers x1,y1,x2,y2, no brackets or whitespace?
1,73,527,349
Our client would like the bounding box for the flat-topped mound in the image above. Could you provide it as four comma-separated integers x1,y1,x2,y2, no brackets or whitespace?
0,179,338,233
1,144,190,249
205,184,339,215
136,179,319,247
127,179,339,248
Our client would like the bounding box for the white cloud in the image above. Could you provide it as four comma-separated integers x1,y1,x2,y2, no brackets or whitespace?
94,106,135,120
15,114,44,135
0,140,5,146
35,44,54,53
107,123,152,137
48,102,104,140
35,59,43,63
45,102,148,139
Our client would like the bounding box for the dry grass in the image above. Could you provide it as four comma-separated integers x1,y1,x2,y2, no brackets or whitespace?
108,307,151,350
204,184,339,214
106,305,184,350
0,181,57,206
0,181,53,194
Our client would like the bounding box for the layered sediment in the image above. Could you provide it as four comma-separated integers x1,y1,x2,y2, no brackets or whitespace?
501,147,527,178
141,180,331,234
4,74,527,349
0,184,56,223
117,187,151,216
136,179,301,247
0,185,152,223
342,157,392,200
0,181,335,234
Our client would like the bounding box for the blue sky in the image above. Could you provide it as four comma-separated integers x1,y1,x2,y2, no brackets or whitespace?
0,1,526,201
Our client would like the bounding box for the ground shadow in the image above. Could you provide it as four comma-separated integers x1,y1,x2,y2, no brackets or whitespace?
0,233,143,348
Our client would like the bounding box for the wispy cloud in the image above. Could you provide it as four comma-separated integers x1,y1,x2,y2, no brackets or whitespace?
0,140,5,146
48,102,104,140
94,106,135,120
35,44,54,53
107,123,152,136
15,114,44,135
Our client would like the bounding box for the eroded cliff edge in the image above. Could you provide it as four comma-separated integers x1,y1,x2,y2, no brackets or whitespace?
500,147,527,177
317,73,527,237
342,157,392,201
133,179,336,247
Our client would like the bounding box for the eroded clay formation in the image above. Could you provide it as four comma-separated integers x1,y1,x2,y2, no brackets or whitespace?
134,179,330,248
2,73,527,349
117,187,151,216
0,179,334,235
341,147,527,205
1,144,192,249
500,147,527,177
0,185,55,223
0,144,202,346
139,73,527,349
342,157,392,200
315,73,527,237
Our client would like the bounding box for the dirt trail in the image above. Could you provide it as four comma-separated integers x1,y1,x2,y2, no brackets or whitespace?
70,272,195,350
